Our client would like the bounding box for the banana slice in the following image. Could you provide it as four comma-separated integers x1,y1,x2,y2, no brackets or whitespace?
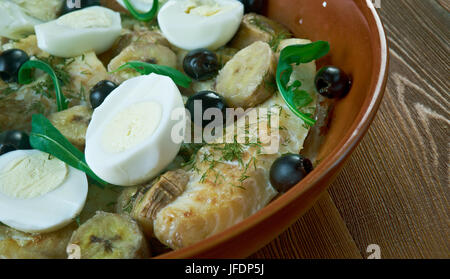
67,211,149,259
132,169,189,236
108,42,177,84
215,41,276,108
229,13,292,50
48,105,92,150
100,30,171,65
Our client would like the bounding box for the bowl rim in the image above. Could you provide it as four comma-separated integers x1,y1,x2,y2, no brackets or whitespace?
156,0,389,258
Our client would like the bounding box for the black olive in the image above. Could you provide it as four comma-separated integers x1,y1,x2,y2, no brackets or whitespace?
0,143,16,156
238,0,265,14
315,66,352,99
183,49,220,81
0,49,29,83
61,0,101,14
89,80,118,109
0,130,32,150
269,154,313,193
185,91,228,128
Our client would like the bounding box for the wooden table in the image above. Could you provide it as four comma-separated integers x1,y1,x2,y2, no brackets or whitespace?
251,0,449,259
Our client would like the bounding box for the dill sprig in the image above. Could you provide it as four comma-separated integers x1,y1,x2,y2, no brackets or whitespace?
269,31,292,52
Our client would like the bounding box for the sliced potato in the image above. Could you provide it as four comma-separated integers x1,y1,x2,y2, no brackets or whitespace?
215,41,276,108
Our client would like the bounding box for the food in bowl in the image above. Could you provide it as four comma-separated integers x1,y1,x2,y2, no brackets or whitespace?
0,0,351,259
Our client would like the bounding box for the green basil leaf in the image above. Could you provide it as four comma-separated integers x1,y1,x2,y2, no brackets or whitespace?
30,114,107,187
111,61,192,88
292,89,313,108
123,0,159,21
276,41,330,126
18,60,68,112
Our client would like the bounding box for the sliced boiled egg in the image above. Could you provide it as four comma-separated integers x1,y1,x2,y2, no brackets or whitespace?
34,6,122,58
158,0,244,50
0,150,88,233
85,73,186,186
0,1,42,40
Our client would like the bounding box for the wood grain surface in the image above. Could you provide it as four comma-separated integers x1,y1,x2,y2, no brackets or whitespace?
251,0,449,259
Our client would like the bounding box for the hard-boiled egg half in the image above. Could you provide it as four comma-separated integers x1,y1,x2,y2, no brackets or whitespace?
158,0,244,50
0,150,88,233
85,73,185,186
34,6,122,58
0,1,42,40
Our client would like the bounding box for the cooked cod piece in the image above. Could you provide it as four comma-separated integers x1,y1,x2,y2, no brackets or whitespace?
10,0,63,21
108,42,177,84
229,13,292,50
0,185,121,259
67,212,149,259
48,105,92,150
216,41,276,108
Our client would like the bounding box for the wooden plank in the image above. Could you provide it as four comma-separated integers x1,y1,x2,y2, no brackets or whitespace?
251,192,362,259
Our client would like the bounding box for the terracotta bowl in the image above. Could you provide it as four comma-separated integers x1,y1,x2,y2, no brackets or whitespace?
156,0,389,258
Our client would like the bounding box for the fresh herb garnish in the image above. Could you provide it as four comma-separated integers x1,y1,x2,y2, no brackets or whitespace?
111,61,192,88
18,60,68,111
73,215,81,227
123,0,159,21
269,31,291,52
29,114,107,187
276,41,330,126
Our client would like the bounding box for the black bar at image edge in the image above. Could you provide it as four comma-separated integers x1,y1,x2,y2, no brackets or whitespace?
0,259,446,277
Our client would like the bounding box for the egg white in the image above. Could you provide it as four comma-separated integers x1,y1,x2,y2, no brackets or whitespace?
158,0,244,50
0,1,42,40
0,150,88,233
85,73,186,186
34,6,122,58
